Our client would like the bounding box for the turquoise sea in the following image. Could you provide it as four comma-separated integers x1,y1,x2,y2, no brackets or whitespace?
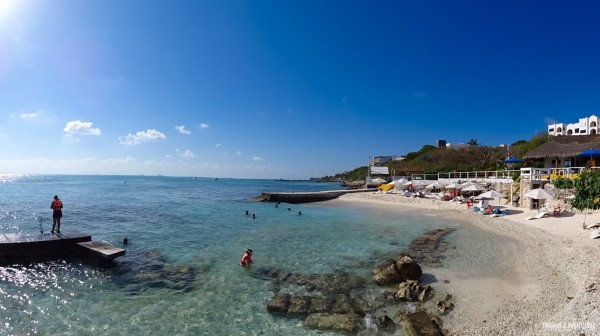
0,175,516,335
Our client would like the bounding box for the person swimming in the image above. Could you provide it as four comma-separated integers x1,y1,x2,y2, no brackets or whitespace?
240,249,253,266
122,237,128,244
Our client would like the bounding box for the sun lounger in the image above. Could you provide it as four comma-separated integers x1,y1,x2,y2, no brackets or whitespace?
585,223,600,229
590,229,600,239
524,211,549,220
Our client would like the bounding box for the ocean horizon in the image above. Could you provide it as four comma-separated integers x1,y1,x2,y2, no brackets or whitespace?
0,175,515,335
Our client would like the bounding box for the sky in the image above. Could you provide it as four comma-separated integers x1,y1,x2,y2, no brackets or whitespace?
1,0,600,179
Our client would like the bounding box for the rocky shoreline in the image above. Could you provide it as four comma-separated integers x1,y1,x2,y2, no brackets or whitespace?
253,228,458,335
335,191,600,335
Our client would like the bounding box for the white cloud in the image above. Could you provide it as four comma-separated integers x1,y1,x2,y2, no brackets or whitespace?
252,156,263,161
176,149,197,158
216,143,222,148
200,123,209,129
64,120,102,136
236,150,242,156
20,110,44,120
175,125,191,135
118,129,166,145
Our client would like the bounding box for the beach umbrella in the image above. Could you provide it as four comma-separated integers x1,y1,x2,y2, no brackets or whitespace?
579,148,600,167
444,183,464,190
523,188,555,200
503,157,523,164
370,178,387,184
479,190,503,199
461,184,485,192
425,181,445,190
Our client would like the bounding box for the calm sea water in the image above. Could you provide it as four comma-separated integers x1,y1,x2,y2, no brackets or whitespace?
0,175,515,335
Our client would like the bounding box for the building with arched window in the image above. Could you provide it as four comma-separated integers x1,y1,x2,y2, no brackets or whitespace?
548,114,599,136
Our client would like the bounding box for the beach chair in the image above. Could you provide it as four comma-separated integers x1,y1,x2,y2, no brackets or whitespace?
524,211,549,220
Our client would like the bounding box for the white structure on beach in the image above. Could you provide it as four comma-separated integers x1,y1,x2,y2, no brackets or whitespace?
547,114,599,136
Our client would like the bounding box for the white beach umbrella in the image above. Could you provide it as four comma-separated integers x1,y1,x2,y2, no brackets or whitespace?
479,190,503,199
444,183,464,190
370,178,387,184
461,184,485,192
524,188,555,200
425,182,446,190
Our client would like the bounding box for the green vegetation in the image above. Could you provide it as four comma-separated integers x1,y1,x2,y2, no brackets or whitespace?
571,170,600,210
316,132,549,182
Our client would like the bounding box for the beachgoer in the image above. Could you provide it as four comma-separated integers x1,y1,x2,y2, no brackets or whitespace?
298,211,302,215
275,204,278,208
122,237,128,244
240,249,253,266
485,204,493,214
252,213,256,219
287,207,291,211
50,195,63,234
245,210,249,215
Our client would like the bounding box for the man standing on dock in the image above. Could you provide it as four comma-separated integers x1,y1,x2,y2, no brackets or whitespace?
50,195,63,234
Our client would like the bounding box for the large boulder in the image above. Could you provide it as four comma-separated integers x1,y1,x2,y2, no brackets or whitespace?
395,255,423,280
373,256,422,285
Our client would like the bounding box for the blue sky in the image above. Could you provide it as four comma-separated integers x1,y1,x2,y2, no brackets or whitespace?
1,0,599,179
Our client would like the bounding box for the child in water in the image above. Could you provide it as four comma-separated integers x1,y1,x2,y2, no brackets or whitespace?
240,249,253,266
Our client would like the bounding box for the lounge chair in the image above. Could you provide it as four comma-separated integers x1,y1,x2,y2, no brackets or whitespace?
590,229,600,239
585,223,600,229
524,211,549,220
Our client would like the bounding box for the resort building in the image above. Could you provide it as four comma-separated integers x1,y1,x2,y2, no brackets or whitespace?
547,114,599,136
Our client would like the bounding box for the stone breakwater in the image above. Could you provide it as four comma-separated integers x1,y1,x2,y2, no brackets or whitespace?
253,228,457,335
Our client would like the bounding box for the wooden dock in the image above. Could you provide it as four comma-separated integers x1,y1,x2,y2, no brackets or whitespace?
252,188,377,204
0,230,125,265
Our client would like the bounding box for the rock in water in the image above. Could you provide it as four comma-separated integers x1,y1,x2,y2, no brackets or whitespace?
266,292,291,314
304,313,362,333
403,311,443,336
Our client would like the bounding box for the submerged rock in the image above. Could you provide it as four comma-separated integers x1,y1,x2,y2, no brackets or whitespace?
407,228,456,266
304,313,363,333
266,292,291,314
110,250,198,294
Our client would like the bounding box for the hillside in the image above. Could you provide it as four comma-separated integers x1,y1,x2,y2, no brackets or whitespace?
316,133,548,183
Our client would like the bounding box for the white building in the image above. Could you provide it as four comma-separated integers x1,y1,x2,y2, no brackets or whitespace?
548,114,599,136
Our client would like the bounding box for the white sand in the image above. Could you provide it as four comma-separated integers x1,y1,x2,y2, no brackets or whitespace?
337,192,600,335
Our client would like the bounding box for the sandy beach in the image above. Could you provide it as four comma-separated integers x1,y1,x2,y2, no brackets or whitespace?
337,192,600,335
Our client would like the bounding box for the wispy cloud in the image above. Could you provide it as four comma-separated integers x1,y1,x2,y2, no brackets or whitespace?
64,120,102,136
19,110,45,120
200,123,209,129
176,148,197,158
216,143,222,148
236,150,242,156
252,156,263,161
118,129,166,145
175,125,191,135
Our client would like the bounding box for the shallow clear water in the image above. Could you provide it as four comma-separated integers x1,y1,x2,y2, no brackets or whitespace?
0,175,515,335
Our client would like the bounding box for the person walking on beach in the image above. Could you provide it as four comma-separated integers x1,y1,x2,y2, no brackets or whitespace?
50,195,63,234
